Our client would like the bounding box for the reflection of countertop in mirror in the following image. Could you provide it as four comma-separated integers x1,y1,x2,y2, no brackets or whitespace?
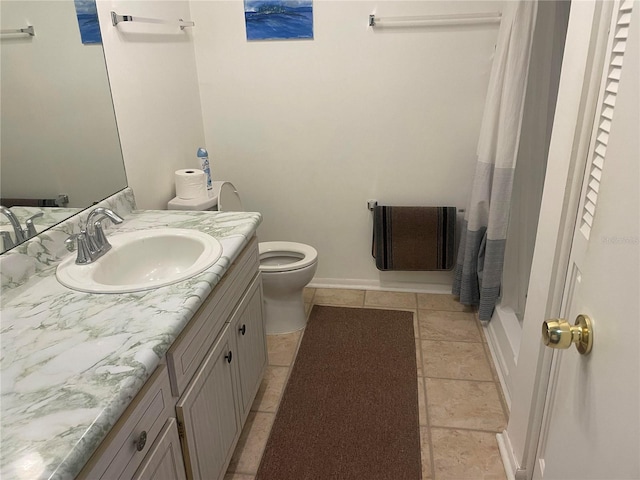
0,188,262,479
0,206,83,252
0,206,82,228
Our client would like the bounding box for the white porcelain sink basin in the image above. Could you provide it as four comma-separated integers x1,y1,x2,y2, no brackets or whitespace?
56,229,223,293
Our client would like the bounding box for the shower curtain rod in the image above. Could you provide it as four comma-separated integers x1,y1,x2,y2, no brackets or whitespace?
368,12,502,28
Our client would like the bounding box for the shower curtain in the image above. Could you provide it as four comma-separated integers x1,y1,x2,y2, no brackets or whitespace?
453,0,538,321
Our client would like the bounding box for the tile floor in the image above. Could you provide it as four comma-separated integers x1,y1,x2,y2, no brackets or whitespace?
225,288,509,480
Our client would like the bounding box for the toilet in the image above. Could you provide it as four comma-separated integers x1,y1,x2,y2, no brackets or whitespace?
168,181,318,334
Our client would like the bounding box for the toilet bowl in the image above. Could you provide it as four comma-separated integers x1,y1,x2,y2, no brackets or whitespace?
259,241,318,334
168,181,318,334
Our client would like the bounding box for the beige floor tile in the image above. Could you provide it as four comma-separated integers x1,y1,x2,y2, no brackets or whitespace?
266,331,301,366
224,474,255,480
422,340,493,381
420,426,434,479
413,311,420,338
313,288,365,306
227,412,275,474
417,293,474,312
431,428,507,479
303,287,315,303
418,376,427,426
418,310,481,343
364,290,417,309
426,378,506,432
305,302,312,317
251,366,289,413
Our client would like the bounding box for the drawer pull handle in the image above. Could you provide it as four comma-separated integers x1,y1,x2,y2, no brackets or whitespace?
135,431,147,452
225,351,233,363
239,324,246,335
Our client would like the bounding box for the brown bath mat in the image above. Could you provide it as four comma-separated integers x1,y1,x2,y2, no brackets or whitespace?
255,305,421,480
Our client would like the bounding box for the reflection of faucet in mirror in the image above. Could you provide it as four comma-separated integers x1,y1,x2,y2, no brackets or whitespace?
0,207,46,250
0,206,26,249
65,208,124,264
25,212,44,237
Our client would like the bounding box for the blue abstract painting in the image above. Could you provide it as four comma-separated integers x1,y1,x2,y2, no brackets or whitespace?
74,0,101,44
244,0,313,41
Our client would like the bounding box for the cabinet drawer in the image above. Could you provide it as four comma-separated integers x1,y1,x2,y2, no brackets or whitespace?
167,237,259,396
78,365,174,480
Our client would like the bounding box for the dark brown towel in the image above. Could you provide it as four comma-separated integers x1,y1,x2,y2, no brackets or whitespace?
1,198,60,207
373,206,456,271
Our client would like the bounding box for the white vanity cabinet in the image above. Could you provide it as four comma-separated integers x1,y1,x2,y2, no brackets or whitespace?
78,237,266,480
175,258,267,480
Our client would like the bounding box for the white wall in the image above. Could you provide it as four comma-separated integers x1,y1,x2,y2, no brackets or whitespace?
97,0,205,209
1,1,126,207
191,0,501,289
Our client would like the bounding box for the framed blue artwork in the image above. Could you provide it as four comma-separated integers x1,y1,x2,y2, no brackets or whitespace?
74,0,102,44
244,0,313,41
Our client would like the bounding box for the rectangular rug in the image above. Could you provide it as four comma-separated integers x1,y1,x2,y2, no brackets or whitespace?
255,305,421,480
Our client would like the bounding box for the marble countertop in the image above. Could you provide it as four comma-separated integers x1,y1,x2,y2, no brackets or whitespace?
0,189,262,480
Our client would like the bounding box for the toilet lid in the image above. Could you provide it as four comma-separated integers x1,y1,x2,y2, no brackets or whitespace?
259,241,318,272
217,182,243,212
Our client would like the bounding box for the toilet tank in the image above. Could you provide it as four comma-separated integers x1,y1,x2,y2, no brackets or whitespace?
167,181,243,212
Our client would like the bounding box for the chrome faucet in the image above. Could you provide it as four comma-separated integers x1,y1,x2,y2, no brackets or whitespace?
0,206,26,247
65,207,124,264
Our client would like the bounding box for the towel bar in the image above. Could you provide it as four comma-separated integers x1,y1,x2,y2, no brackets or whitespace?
367,199,464,214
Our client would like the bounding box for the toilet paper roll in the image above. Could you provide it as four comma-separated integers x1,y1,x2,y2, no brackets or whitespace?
175,169,207,200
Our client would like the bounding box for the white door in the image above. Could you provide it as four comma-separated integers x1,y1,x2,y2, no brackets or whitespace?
533,2,639,479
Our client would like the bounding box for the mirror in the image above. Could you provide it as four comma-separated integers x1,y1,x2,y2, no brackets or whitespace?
0,0,127,253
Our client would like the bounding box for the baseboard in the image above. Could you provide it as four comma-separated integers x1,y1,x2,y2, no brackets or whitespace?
483,322,513,410
308,277,453,294
497,431,519,480
482,305,523,411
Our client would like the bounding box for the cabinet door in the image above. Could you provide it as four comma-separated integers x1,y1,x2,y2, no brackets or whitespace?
176,324,240,480
133,418,187,480
233,275,267,420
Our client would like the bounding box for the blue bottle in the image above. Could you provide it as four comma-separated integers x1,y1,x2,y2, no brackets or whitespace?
197,148,212,191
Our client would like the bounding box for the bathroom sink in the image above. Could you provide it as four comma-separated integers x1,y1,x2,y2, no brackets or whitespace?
56,228,223,293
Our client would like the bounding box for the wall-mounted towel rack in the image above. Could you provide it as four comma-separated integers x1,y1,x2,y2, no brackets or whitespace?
111,11,195,30
368,12,501,28
0,26,35,36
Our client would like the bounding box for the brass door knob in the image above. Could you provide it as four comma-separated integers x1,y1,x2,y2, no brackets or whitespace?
542,314,593,355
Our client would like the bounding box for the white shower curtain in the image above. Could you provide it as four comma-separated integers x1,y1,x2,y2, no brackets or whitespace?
453,0,538,321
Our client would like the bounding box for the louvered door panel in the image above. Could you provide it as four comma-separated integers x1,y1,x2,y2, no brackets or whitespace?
580,0,634,239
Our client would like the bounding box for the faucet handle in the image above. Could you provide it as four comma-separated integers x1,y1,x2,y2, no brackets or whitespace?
25,212,44,237
65,232,92,264
93,221,113,253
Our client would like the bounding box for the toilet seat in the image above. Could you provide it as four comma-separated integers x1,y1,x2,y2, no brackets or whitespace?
259,241,318,272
